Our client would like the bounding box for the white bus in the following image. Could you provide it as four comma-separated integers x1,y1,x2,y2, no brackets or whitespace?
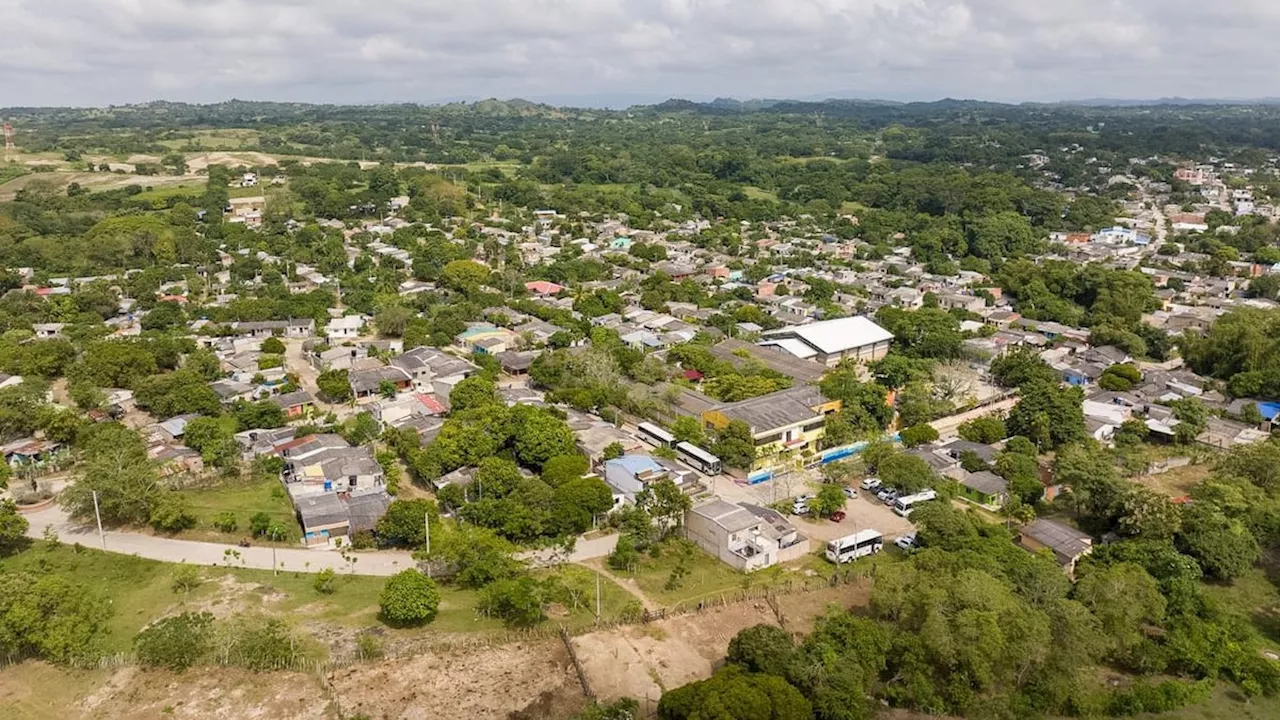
893,489,938,518
637,422,676,449
676,441,722,475
825,530,884,564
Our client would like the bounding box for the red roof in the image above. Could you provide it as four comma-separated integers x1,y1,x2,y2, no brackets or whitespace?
416,393,448,415
682,369,704,381
158,294,189,304
524,281,564,296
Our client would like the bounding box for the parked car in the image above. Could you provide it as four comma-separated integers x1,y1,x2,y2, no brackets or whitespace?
895,532,918,551
860,477,882,491
843,486,857,499
792,500,811,515
877,488,899,504
830,510,847,522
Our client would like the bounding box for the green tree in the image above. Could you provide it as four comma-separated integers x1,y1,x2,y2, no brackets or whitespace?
1074,562,1166,665
1169,398,1208,445
552,476,614,535
726,624,798,678
602,442,625,461
441,259,491,292
958,415,1007,444
898,423,939,448
1176,503,1260,580
713,420,756,470
478,575,546,627
990,346,1057,389
60,425,161,526
658,665,811,720
449,375,500,412
878,453,936,494
260,336,286,354
0,572,112,664
378,570,441,626
149,495,197,533
671,415,708,447
1006,380,1085,450
638,478,693,534
0,498,30,554
811,483,847,518
512,409,578,470
542,454,590,486
375,498,439,548
316,369,352,402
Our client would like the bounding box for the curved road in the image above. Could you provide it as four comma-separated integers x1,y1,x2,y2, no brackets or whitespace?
20,504,618,577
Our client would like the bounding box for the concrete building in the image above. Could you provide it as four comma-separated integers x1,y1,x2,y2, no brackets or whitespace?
684,500,808,572
758,316,893,366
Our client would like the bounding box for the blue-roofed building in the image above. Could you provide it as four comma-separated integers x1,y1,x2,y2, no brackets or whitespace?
603,454,682,506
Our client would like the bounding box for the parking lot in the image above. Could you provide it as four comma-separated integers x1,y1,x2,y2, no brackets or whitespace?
713,471,915,543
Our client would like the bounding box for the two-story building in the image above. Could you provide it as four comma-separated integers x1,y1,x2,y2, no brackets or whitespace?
685,500,809,572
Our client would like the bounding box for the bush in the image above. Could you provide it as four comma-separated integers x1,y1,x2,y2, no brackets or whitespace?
149,496,197,533
958,415,1007,444
378,570,440,626
134,612,214,671
261,337,286,355
356,632,385,660
478,575,546,627
227,615,307,671
249,511,271,537
313,568,336,595
212,511,238,533
899,423,940,448
171,564,202,595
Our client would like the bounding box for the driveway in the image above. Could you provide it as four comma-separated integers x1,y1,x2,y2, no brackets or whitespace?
713,472,914,543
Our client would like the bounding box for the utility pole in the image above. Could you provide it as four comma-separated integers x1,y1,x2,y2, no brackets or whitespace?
424,511,431,555
272,544,278,576
91,490,106,549
595,571,601,621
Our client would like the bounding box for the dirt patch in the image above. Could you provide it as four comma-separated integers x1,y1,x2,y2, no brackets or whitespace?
184,151,280,173
125,154,162,165
328,639,580,720
573,600,777,704
773,582,873,634
77,665,330,719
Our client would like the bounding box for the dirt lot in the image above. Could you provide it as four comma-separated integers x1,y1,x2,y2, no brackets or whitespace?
328,639,584,720
573,600,778,704
774,582,874,634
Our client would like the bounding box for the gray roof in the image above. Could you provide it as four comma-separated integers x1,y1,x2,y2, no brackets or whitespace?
296,493,349,530
349,366,412,393
961,470,1008,496
347,490,392,534
690,500,759,533
1020,519,1092,560
272,390,314,409
718,389,821,435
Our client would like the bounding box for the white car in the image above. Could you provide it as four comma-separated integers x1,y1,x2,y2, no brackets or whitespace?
877,488,899,504
860,477,882,491
895,532,918,551
843,486,857,499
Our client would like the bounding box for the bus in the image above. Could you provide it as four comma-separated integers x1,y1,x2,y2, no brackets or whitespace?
676,442,722,475
637,422,676,449
892,489,938,518
825,530,884,564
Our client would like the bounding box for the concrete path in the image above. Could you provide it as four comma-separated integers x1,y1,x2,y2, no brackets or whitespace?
20,503,619,576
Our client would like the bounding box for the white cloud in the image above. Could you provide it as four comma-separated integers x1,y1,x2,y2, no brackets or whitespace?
2,0,1279,106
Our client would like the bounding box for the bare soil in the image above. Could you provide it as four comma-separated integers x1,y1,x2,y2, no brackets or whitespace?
572,600,777,704
75,665,332,720
327,639,582,720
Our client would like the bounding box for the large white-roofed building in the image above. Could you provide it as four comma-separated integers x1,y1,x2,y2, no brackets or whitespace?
757,316,893,367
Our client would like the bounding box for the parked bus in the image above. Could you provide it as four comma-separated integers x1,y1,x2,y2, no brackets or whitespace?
637,422,676,449
676,442,722,475
825,530,884,564
892,489,938,518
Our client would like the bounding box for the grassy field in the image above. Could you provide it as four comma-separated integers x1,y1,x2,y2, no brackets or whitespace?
172,476,298,542
0,540,639,656
0,662,109,720
156,129,261,151
615,538,884,609
128,182,205,204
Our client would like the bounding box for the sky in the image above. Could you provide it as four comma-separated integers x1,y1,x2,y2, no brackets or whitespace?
4,0,1280,108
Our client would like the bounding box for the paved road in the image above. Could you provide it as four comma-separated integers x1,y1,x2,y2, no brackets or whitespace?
20,503,620,576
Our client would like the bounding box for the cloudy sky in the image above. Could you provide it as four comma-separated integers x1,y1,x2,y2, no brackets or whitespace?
4,0,1279,107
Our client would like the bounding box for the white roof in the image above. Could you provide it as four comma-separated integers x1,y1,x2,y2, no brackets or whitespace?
766,316,893,355
760,337,818,359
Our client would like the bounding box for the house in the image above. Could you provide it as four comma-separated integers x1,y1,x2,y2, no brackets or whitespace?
235,426,297,458
389,346,477,395
958,470,1009,509
758,316,893,367
684,500,808,572
296,493,351,546
32,323,66,339
603,455,678,505
210,379,256,404
454,323,519,355
271,390,315,418
326,315,366,341
310,344,368,371
0,374,24,391
1017,519,1093,574
348,366,413,400
495,350,537,378
524,280,565,296
232,319,315,339
1,438,63,466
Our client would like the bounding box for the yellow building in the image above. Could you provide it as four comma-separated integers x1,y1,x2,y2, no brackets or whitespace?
702,385,840,470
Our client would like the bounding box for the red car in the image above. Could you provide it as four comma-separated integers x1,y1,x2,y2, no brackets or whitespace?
829,510,847,523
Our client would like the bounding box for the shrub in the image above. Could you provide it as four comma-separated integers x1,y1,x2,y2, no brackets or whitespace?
227,615,306,671
313,568,336,595
150,496,197,533
171,564,202,595
356,632,385,660
478,575,546,627
212,511,238,533
378,570,440,626
134,612,214,671
899,423,939,448
249,511,271,537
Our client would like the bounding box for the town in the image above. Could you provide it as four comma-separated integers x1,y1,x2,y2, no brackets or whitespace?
2,99,1280,720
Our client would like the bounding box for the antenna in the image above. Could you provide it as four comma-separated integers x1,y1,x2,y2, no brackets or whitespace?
2,123,13,160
